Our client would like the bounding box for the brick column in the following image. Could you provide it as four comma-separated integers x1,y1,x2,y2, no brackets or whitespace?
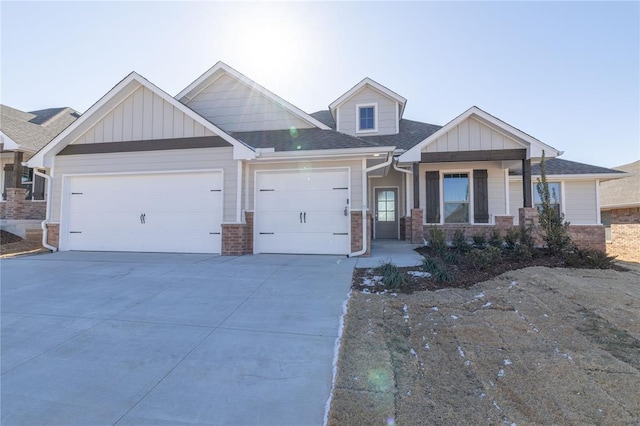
245,211,254,254
46,223,60,248
4,188,28,220
519,207,543,246
350,211,371,256
410,208,424,244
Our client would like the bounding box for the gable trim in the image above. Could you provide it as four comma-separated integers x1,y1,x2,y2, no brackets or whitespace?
329,77,407,118
58,136,231,155
28,72,255,168
398,106,562,163
176,61,330,130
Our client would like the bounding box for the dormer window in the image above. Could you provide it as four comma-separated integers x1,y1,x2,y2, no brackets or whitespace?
356,103,377,133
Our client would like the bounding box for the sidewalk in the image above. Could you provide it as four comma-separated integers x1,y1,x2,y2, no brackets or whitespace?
355,240,424,268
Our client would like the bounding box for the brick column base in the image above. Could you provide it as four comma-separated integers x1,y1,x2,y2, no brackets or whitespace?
519,207,544,246
350,211,371,257
46,223,60,248
410,209,424,244
221,212,254,256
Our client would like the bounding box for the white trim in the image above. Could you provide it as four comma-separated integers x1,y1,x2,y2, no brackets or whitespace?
27,72,255,169
59,168,224,252
355,103,378,134
560,181,567,216
253,145,395,162
398,106,562,163
504,169,510,216
509,173,625,181
335,107,340,131
236,161,243,223
440,169,474,225
329,77,407,117
176,61,330,130
595,179,601,224
395,102,400,134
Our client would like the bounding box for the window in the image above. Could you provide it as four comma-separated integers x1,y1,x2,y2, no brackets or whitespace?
357,104,376,132
443,173,469,223
534,182,561,217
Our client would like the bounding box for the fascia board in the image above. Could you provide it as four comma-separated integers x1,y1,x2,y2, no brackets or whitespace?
601,202,640,209
254,146,396,161
0,131,20,151
508,173,628,181
176,61,330,130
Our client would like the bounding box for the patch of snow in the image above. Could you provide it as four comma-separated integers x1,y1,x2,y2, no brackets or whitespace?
503,359,512,366
464,360,471,366
510,280,518,287
480,393,486,399
497,369,506,378
457,346,465,358
543,314,549,317
482,302,492,308
407,390,412,396
474,292,485,299
403,304,409,322
324,289,351,426
424,342,430,350
431,306,439,312
451,315,458,320
410,348,418,358
493,400,502,411
408,270,431,278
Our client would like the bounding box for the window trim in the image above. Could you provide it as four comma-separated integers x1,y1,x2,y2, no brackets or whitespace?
356,102,378,134
441,171,472,224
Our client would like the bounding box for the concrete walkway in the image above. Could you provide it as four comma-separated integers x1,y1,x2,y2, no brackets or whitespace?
356,240,424,268
1,252,355,425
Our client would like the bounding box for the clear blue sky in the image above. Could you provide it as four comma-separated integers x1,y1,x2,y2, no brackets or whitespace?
1,1,638,167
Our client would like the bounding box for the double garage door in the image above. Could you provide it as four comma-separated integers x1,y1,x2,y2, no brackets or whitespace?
254,169,350,255
63,171,222,254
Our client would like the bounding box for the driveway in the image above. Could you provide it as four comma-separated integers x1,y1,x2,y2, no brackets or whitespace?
1,252,355,425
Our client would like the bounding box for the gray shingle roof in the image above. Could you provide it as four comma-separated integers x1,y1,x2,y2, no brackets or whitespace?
600,160,640,208
511,158,626,176
1,104,79,152
231,128,383,152
310,110,336,129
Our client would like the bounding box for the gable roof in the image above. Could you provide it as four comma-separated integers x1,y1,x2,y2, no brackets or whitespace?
600,160,640,208
176,61,330,130
27,72,255,168
1,104,79,152
328,77,407,119
398,106,562,162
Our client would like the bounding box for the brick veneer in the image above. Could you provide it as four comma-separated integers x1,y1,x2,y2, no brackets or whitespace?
46,223,59,248
410,209,424,244
0,188,46,220
350,211,371,256
221,212,254,256
568,226,606,252
607,207,640,262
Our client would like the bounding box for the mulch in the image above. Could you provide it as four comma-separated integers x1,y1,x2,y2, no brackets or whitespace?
1,230,23,245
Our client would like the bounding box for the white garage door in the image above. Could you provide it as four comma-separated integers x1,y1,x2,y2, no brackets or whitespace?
64,171,222,253
255,169,350,255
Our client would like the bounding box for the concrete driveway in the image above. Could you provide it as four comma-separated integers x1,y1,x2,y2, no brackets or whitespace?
1,252,355,425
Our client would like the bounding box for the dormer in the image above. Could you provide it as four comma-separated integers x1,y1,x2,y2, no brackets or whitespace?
329,78,406,137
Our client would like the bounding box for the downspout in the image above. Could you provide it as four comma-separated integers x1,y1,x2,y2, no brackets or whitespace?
393,159,413,221
349,154,394,257
32,168,57,252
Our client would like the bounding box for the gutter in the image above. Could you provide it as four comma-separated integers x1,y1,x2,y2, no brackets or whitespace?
348,153,394,257
32,168,57,252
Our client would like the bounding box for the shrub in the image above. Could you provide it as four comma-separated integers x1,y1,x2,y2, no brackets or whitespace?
421,256,453,283
504,228,520,250
468,247,502,270
452,229,471,253
472,233,487,248
519,225,534,250
536,151,573,254
428,227,447,256
421,256,441,272
444,251,460,265
510,244,533,262
375,261,407,289
562,248,617,269
488,228,503,248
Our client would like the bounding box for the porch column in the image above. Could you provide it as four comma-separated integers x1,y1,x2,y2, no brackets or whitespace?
412,162,420,209
11,151,24,190
522,158,532,208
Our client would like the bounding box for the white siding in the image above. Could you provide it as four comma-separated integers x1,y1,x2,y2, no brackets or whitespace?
246,159,363,211
418,162,508,224
337,86,398,136
51,147,237,222
186,74,313,132
426,117,524,153
564,180,598,224
71,86,216,144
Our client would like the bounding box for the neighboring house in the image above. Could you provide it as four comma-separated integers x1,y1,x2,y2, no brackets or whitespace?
26,62,625,255
600,160,640,263
0,105,79,233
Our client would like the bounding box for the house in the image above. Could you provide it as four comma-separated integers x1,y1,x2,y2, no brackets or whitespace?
26,62,624,255
1,105,79,236
600,160,640,263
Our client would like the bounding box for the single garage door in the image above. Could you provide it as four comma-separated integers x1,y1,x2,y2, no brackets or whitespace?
64,171,222,253
255,169,350,255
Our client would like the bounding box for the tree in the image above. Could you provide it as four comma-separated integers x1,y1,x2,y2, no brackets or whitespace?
535,151,573,254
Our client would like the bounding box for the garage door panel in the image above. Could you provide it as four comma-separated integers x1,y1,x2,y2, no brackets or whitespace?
65,171,222,254
255,169,350,255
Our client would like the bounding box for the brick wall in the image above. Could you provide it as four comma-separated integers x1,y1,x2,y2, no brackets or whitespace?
350,211,371,256
0,188,46,220
567,226,606,252
607,207,640,262
410,209,424,244
220,212,255,256
46,223,59,248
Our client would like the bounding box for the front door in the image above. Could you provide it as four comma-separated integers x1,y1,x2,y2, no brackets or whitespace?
374,188,398,239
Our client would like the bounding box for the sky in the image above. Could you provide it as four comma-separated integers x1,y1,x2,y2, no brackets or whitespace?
1,1,638,168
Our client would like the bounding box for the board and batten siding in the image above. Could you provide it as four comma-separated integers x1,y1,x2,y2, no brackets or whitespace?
71,86,216,145
509,179,599,225
425,117,524,153
51,148,237,222
418,162,508,224
337,86,398,136
185,74,313,132
246,160,363,211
